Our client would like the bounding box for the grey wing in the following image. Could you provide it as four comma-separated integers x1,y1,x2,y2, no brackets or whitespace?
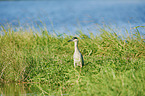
81,54,84,66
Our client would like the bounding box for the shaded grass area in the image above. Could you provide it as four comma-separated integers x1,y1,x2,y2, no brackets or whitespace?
0,26,145,95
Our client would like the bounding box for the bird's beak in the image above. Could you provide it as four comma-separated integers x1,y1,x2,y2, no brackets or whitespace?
68,39,73,42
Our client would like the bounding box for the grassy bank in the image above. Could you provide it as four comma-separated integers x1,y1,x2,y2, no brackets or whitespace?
0,26,145,95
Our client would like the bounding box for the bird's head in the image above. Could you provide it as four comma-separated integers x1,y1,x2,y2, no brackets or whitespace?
68,37,78,42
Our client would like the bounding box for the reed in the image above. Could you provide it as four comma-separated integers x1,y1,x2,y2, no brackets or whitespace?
0,25,144,95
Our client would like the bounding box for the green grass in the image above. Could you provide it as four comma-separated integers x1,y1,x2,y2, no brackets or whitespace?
0,26,145,96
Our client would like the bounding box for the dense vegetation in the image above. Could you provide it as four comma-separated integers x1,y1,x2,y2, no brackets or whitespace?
0,26,145,95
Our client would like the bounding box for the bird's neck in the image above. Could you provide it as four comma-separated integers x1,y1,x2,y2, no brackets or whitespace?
74,41,79,52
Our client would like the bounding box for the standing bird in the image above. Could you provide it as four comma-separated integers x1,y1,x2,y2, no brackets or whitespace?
68,37,84,67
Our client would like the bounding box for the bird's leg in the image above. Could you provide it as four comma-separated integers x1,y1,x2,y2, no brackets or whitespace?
80,62,82,67
74,61,76,67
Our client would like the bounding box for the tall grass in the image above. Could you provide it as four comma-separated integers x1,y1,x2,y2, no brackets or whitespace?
0,25,145,95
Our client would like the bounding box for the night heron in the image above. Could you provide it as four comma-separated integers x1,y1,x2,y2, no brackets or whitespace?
68,37,84,67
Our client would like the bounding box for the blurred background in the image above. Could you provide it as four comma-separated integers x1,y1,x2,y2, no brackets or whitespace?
0,0,145,35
